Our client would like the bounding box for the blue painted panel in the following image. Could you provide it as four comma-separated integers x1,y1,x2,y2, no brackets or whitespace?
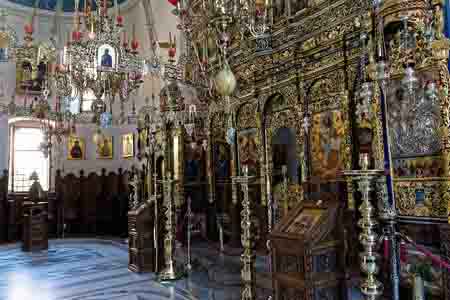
7,0,128,12
446,0,450,70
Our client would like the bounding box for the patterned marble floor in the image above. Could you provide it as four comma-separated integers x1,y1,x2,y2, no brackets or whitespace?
0,239,362,300
0,239,201,300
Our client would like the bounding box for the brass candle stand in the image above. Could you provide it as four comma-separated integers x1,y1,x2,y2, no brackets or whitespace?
232,165,257,300
153,172,160,273
342,154,383,300
158,172,183,281
186,196,193,271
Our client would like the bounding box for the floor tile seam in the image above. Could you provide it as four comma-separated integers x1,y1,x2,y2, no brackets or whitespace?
58,278,186,299
29,264,130,283
49,270,142,291
0,257,126,273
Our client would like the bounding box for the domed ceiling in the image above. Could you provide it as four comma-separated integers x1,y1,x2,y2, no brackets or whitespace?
7,0,128,12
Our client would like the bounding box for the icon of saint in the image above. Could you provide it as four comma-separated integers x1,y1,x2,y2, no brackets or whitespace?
70,140,83,159
101,138,111,157
101,48,113,68
124,136,133,156
0,48,6,61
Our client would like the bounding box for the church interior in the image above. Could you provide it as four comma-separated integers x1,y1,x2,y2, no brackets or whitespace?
0,0,450,299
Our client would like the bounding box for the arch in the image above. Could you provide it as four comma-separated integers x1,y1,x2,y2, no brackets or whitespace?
262,92,286,115
260,84,298,114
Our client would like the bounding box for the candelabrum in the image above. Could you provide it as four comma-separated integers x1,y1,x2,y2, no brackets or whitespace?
129,171,140,210
158,172,183,281
186,196,193,271
153,171,160,273
342,154,383,300
232,165,256,300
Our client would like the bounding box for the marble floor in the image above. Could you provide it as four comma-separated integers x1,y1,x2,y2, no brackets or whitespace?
0,238,362,300
0,238,262,300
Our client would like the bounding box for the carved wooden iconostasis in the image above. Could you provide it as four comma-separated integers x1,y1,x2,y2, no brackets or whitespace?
263,93,302,222
349,2,450,298
131,0,450,298
208,111,235,242
193,0,368,261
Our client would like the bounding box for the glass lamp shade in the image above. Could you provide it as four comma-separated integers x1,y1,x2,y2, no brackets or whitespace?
215,64,237,97
402,66,419,95
100,112,113,128
360,82,373,103
376,61,389,82
185,123,195,137
425,81,438,102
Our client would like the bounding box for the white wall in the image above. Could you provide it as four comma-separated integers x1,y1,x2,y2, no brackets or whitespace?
0,0,180,182
0,114,8,172
56,123,140,176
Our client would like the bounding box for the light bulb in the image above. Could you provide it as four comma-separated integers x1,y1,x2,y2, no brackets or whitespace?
360,82,373,103
88,31,96,40
425,81,438,102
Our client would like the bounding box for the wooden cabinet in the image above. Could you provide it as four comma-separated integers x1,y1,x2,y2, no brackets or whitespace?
22,201,48,251
270,201,345,300
128,196,163,273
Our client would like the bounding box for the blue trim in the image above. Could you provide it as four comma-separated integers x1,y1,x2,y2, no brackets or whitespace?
445,0,450,70
379,87,395,206
7,0,128,12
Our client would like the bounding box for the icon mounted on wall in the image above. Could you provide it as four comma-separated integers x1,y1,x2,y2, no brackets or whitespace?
97,44,116,69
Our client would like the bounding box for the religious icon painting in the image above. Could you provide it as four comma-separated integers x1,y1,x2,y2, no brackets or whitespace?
96,135,113,159
97,44,116,69
310,110,345,180
122,133,134,158
15,47,38,94
238,128,259,176
68,136,85,160
0,33,10,62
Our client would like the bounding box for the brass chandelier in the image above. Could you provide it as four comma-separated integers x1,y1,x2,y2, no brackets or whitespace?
53,0,144,123
176,0,272,100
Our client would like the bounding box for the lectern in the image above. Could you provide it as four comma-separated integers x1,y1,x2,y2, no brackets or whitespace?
270,200,345,300
22,201,48,251
22,171,48,252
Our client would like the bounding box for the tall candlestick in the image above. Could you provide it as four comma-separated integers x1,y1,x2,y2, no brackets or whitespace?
219,225,224,252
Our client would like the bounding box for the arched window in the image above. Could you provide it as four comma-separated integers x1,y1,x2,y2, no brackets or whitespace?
9,124,49,192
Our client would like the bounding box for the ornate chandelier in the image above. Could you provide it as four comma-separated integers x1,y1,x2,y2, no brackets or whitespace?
33,89,75,157
175,0,272,99
52,0,144,122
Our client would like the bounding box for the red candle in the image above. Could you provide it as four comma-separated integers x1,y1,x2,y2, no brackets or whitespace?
400,240,407,263
131,39,139,51
383,238,389,260
24,24,34,35
103,0,107,15
116,15,123,25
